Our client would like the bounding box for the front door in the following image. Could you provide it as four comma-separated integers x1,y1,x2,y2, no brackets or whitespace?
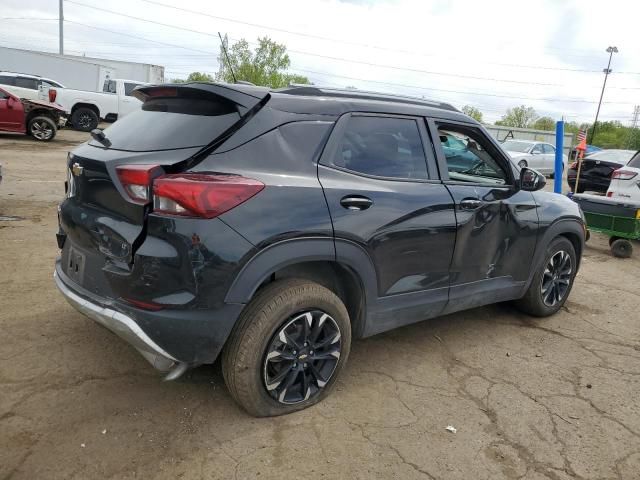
0,90,25,132
429,119,539,314
318,113,457,335
530,143,546,171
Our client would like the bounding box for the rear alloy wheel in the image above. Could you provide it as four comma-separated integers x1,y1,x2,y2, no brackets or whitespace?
264,310,341,404
514,237,577,317
28,116,56,141
222,279,351,417
71,107,99,131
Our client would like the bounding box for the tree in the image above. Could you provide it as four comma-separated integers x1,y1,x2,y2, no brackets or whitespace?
170,72,215,83
461,105,483,123
532,116,555,131
216,37,310,88
496,105,538,128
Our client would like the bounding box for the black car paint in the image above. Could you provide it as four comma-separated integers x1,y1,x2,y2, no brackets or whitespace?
55,83,585,367
567,157,624,193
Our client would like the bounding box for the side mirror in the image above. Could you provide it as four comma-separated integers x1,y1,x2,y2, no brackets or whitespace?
6,96,16,109
519,167,546,191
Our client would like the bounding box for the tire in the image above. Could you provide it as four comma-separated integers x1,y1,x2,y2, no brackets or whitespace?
610,238,632,258
28,116,56,141
514,237,577,317
518,159,528,169
222,278,352,417
71,107,99,131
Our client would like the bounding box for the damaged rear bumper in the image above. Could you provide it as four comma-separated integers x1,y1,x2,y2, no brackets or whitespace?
54,265,183,375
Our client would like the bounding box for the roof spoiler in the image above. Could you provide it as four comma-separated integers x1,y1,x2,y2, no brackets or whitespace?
132,82,269,113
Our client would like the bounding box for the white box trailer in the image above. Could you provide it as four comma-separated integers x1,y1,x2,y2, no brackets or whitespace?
0,46,164,92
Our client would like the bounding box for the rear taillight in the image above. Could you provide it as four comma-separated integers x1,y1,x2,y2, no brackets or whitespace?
48,88,57,103
611,169,638,180
116,164,163,203
607,191,613,197
153,173,264,219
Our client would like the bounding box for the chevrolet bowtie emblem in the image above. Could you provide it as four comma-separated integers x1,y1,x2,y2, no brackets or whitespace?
72,163,84,176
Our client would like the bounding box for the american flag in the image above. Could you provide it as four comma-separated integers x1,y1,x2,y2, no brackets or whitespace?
577,130,587,142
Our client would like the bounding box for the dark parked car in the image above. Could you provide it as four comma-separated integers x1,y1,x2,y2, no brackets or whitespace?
567,149,637,193
55,84,585,416
0,86,66,141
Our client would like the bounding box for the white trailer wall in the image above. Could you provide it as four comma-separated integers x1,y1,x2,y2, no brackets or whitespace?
0,47,165,91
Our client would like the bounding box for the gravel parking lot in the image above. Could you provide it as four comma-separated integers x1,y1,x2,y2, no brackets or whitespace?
1,129,639,480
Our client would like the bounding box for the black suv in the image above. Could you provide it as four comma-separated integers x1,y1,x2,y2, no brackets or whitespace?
55,83,585,416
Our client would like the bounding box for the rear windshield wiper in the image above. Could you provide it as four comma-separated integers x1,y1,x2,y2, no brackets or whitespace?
90,129,112,148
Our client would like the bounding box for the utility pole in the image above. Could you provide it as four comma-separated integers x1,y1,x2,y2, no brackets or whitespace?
627,105,640,149
589,46,618,145
59,0,64,55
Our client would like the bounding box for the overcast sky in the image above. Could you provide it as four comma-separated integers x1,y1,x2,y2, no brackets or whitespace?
1,0,639,123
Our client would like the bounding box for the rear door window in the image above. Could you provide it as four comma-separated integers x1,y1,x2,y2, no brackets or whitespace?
103,80,117,93
0,76,16,86
15,77,38,90
92,90,241,151
330,115,428,180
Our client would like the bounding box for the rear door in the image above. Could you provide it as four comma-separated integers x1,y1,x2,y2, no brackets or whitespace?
318,113,457,334
428,119,539,314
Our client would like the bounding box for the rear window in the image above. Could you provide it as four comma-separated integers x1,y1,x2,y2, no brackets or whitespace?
92,94,240,151
628,152,640,168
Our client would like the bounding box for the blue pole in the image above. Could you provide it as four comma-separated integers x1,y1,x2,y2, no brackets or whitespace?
554,120,564,193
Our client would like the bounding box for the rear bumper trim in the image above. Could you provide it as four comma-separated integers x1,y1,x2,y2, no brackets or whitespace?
54,268,179,371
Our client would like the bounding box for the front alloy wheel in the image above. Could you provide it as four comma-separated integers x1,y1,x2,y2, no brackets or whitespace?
264,310,341,404
540,250,572,306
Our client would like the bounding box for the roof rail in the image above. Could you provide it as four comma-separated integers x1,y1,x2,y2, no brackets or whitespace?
0,71,42,78
277,85,459,112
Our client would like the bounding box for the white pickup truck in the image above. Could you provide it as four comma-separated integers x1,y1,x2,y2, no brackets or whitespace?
48,78,148,131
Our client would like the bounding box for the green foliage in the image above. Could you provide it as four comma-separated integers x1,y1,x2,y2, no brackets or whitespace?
461,105,483,123
170,72,215,83
532,116,555,131
216,37,310,88
496,105,538,128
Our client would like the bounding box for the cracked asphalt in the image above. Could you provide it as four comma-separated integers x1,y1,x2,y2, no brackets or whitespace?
1,129,639,480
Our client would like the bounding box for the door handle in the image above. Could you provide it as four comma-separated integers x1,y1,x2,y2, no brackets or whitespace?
340,196,373,211
459,198,483,210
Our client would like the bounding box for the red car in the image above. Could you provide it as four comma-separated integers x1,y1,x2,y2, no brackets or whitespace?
0,87,67,141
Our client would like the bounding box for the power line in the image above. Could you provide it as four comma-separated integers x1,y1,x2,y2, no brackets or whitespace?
61,1,635,87
134,0,629,67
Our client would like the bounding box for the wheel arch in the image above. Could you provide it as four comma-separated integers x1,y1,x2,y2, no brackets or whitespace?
524,218,585,293
25,109,56,124
225,238,377,338
71,102,101,117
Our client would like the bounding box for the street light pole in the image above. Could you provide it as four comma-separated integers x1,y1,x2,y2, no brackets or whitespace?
589,46,618,145
59,0,64,55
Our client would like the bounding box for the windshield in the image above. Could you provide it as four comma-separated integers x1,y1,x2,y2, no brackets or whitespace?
501,140,532,153
585,150,636,164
